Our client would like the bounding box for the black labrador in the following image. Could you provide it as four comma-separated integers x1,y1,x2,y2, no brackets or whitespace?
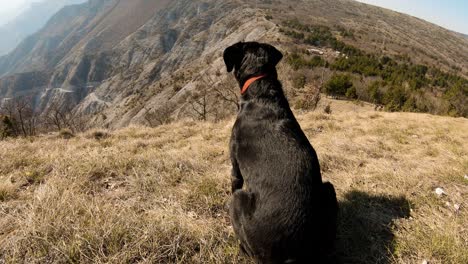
224,42,338,264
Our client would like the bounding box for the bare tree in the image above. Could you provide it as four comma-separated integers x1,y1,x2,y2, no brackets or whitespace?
199,74,240,111
43,103,88,133
44,102,68,131
182,69,241,121
43,102,88,133
68,111,88,133
189,84,216,121
306,68,325,111
190,87,209,121
304,84,322,111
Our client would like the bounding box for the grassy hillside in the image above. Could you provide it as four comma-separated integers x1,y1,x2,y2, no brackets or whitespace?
274,18,468,117
0,99,467,263
261,0,468,76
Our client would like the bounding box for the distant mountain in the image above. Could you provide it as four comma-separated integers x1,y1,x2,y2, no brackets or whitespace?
0,0,466,128
0,0,87,56
0,7,22,26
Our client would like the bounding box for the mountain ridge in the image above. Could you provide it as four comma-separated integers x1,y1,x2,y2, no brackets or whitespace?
0,0,466,129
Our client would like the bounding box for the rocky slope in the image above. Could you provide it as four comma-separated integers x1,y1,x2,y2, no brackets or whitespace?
0,0,466,128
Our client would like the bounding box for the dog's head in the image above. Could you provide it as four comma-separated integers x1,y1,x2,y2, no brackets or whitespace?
223,42,283,80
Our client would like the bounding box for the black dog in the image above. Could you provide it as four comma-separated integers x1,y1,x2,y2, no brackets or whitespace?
224,42,338,264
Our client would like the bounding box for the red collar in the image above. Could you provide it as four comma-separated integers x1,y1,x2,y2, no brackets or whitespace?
241,75,267,95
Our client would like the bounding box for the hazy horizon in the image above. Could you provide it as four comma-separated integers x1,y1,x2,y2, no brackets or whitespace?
0,0,88,56
0,0,36,25
356,0,468,35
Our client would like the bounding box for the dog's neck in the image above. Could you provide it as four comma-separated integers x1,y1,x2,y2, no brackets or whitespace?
241,75,267,95
236,67,278,93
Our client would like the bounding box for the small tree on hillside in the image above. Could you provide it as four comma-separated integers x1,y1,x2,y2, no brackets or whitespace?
383,86,408,112
44,103,72,131
444,80,467,117
295,84,321,111
368,81,384,105
200,74,239,111
1,115,17,138
190,85,216,121
0,97,37,137
345,86,358,99
212,81,240,111
43,102,88,133
325,74,354,98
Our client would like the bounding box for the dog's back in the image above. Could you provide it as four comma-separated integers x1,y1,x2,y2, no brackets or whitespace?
225,42,338,263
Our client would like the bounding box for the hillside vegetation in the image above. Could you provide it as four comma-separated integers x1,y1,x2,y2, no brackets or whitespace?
1,99,467,263
279,19,467,117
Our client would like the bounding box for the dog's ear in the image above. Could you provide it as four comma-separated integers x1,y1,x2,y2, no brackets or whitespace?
224,42,244,72
264,44,283,67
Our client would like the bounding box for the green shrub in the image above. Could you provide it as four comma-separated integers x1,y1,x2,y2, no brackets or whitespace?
346,86,358,99
384,86,408,112
368,81,384,105
324,103,332,114
287,53,327,70
325,74,354,97
402,96,418,112
1,115,17,138
444,80,467,116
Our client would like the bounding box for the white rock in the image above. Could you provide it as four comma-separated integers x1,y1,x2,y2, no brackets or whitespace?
454,204,460,211
445,201,451,207
422,260,429,264
188,211,197,218
464,174,468,181
435,188,445,196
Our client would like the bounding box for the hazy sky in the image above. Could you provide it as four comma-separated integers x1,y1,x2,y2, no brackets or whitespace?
356,0,468,34
0,0,38,25
0,0,28,10
0,0,35,13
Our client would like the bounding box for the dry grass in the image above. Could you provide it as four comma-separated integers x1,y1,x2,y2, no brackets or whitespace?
0,98,467,263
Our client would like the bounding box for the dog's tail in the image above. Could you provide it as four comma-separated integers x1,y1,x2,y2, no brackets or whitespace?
322,182,338,215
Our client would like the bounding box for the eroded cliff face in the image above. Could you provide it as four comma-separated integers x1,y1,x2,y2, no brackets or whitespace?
80,0,282,127
0,0,281,127
0,0,179,119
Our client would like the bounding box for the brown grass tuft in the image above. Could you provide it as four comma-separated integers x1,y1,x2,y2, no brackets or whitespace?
59,129,75,139
0,181,17,202
87,129,111,140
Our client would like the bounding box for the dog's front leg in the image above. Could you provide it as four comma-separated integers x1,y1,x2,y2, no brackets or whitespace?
231,158,244,193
